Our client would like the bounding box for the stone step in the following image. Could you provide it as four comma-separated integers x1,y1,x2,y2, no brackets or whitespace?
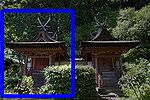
99,87,123,96
102,79,118,87
102,72,115,77
32,72,45,87
102,71,115,74
102,77,117,82
101,72,116,78
101,71,118,87
102,75,116,78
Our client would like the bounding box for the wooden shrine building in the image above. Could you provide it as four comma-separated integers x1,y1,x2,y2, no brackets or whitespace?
81,24,139,93
6,18,67,86
6,32,66,74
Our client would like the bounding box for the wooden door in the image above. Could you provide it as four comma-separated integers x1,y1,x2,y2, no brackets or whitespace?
34,58,49,71
98,57,113,72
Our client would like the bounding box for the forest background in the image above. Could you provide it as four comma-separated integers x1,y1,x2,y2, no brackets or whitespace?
1,0,150,99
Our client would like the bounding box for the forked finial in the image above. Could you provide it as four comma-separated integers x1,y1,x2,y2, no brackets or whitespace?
37,14,57,39
94,12,107,27
37,16,51,32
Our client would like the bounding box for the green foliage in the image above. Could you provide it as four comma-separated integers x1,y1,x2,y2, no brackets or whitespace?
14,75,33,94
4,13,70,42
112,8,136,40
2,0,121,55
4,64,22,90
4,63,33,94
4,13,71,58
119,59,150,99
39,65,100,100
76,23,94,51
2,0,150,98
2,0,150,57
40,65,71,94
4,48,24,68
113,4,150,62
75,65,98,100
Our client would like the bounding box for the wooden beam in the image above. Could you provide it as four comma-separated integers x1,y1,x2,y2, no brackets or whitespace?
83,47,131,54
97,55,120,57
14,48,64,56
29,56,49,58
91,53,120,58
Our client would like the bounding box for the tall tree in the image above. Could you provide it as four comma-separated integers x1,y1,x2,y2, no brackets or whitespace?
113,4,150,62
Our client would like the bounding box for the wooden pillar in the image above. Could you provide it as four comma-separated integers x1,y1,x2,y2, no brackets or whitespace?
95,55,99,87
20,55,24,76
58,54,60,65
119,56,123,71
112,57,114,70
24,56,28,75
53,55,55,66
31,58,35,73
49,55,52,66
119,56,123,77
85,54,88,65
92,56,95,68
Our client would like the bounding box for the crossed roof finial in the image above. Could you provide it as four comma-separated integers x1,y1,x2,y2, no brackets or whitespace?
37,15,57,39
37,16,51,32
94,12,107,28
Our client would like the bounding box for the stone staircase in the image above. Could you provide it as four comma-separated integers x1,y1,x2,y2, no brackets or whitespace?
32,72,45,87
101,71,118,87
98,71,123,96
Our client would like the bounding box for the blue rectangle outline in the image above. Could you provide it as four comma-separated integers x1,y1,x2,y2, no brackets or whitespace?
0,8,76,98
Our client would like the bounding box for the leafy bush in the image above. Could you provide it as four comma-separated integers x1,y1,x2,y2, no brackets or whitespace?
4,63,34,94
119,59,150,100
40,65,71,94
39,65,100,100
75,65,98,100
4,64,22,90
14,75,33,94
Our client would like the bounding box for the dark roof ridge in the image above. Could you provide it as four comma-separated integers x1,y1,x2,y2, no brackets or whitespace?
32,30,57,42
91,26,118,41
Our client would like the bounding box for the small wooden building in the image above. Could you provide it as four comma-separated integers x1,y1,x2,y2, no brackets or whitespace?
6,28,67,86
81,25,139,92
6,30,66,74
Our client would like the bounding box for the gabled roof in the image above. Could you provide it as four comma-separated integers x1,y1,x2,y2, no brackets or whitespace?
6,30,66,50
82,25,139,47
6,27,67,55
5,17,68,58
91,26,118,41
31,16,57,42
80,25,140,57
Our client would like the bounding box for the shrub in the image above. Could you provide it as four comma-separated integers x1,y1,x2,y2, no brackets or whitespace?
39,65,100,100
40,65,71,94
119,59,150,99
75,65,98,100
14,75,33,94
4,64,22,90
